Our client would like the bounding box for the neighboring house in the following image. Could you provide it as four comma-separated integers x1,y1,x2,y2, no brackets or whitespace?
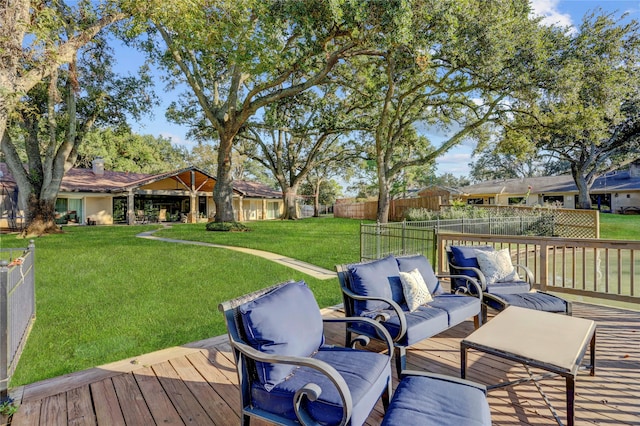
457,161,640,213
0,159,284,229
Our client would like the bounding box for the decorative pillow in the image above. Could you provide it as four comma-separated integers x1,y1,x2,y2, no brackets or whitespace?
475,248,520,285
399,268,433,312
347,256,400,313
240,281,323,391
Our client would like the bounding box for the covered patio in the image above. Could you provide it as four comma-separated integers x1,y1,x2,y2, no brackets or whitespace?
7,301,640,426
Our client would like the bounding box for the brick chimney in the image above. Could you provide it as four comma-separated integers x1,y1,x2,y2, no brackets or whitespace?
92,157,105,176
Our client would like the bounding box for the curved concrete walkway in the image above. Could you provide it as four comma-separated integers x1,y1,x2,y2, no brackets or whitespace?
137,228,336,280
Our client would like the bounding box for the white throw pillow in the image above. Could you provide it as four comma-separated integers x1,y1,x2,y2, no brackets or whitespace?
475,248,520,285
399,268,433,312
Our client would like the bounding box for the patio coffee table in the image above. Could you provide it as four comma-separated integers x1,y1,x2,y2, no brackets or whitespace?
460,306,596,426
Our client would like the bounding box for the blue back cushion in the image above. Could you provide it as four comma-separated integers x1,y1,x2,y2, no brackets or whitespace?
449,246,493,280
347,256,401,312
240,281,323,391
396,255,442,295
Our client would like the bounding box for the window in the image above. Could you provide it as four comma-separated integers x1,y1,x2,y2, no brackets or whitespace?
467,198,483,205
543,195,564,206
55,198,83,223
508,197,525,205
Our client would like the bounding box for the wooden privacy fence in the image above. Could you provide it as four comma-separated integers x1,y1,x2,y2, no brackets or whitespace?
436,233,640,305
0,241,36,397
334,196,442,221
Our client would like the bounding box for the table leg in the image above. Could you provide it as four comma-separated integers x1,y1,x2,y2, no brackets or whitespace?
461,345,467,379
566,375,575,426
590,332,596,376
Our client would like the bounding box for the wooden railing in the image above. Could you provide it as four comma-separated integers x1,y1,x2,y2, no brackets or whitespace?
0,242,36,397
436,233,640,305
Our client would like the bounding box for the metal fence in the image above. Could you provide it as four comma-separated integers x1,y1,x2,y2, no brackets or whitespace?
361,221,438,266
0,241,36,397
360,216,556,268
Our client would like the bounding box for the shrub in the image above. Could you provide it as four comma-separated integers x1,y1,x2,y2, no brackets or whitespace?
205,221,250,232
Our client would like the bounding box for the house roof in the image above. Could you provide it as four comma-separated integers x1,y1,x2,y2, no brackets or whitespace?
233,180,282,199
0,163,280,199
459,171,640,196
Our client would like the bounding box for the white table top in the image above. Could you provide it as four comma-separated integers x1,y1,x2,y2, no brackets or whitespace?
462,306,596,374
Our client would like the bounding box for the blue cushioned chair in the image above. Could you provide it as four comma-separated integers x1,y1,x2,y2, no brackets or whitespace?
219,280,393,426
446,245,571,321
336,255,482,375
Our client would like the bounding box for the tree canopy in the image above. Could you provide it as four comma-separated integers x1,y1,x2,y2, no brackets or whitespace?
499,12,640,209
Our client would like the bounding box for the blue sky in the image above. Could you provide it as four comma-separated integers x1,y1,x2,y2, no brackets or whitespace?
118,1,640,179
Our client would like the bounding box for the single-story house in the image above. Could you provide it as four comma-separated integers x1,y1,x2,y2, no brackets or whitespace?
456,161,640,213
0,159,284,229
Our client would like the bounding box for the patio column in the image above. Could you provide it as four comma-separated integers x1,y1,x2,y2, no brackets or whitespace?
237,196,244,222
189,170,197,223
127,191,135,225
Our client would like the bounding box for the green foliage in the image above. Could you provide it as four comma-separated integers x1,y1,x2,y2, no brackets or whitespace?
0,397,18,417
75,128,188,173
300,179,342,206
205,221,250,232
333,0,549,221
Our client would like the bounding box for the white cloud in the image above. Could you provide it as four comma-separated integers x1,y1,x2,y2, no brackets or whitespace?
529,0,574,28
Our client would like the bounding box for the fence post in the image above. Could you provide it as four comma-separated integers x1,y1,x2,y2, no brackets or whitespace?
0,260,8,398
401,220,406,255
360,222,364,261
376,221,381,260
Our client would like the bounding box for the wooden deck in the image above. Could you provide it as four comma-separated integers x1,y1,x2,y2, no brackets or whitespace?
6,302,640,426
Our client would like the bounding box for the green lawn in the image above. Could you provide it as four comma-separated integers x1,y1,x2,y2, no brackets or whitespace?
2,214,637,387
600,213,640,240
3,219,362,386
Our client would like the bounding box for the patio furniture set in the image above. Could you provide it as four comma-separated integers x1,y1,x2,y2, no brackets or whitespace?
219,245,595,425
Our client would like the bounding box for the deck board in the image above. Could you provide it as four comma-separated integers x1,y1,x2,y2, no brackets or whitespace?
8,302,640,426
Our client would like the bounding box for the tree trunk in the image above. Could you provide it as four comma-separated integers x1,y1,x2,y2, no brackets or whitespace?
282,185,299,220
213,132,236,222
312,178,322,217
572,167,592,210
24,194,62,236
376,157,390,223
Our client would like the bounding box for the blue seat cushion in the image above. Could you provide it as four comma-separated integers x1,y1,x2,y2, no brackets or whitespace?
427,294,481,326
240,281,323,390
348,256,402,312
396,255,443,295
251,347,391,425
350,305,449,346
489,292,569,313
486,280,530,294
381,375,491,426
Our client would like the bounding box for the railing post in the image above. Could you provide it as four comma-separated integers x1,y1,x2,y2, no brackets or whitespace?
539,240,548,291
0,260,9,398
401,220,406,255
